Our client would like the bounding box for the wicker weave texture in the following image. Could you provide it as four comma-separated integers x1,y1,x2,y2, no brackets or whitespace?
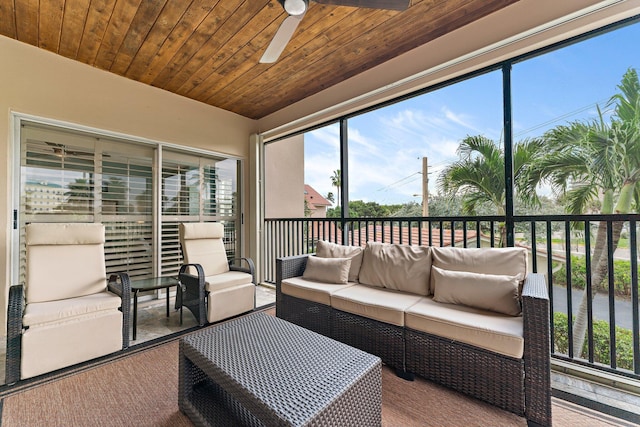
177,263,207,327
278,293,332,337
5,285,24,385
179,312,382,427
405,328,525,414
332,309,405,371
523,273,552,426
276,255,552,426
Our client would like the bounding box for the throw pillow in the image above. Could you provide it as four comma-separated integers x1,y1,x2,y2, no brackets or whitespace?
316,240,364,282
302,256,352,284
430,246,528,295
431,265,522,316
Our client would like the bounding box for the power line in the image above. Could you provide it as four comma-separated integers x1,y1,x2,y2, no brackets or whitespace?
375,171,421,192
514,98,610,139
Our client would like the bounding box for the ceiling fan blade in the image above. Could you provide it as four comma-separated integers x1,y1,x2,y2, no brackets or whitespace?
314,0,410,10
260,14,305,64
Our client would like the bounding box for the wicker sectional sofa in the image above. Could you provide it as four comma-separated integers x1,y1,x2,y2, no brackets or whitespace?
276,241,551,427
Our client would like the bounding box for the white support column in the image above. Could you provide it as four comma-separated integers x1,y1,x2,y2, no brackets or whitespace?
249,133,263,284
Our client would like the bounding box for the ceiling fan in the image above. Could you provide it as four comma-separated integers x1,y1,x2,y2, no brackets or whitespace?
260,0,411,64
45,142,110,158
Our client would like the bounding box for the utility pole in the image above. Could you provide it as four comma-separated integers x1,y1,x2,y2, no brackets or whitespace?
422,157,429,217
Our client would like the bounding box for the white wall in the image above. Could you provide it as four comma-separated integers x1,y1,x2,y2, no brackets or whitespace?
264,135,305,218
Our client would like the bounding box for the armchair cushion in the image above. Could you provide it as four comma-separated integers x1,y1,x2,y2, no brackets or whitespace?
22,292,122,327
179,223,229,276
25,223,107,303
21,310,122,379
205,271,254,291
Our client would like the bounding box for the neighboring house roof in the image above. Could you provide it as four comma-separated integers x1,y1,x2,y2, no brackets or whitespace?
310,222,478,248
304,185,332,211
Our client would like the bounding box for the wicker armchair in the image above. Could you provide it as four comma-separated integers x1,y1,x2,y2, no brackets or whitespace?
5,223,130,384
176,223,255,326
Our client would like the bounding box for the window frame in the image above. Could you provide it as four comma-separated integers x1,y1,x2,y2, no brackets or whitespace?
11,114,244,285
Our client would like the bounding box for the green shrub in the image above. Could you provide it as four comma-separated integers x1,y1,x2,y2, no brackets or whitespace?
553,312,634,371
552,255,634,296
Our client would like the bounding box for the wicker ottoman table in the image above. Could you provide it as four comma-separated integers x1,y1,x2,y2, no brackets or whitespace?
179,312,382,426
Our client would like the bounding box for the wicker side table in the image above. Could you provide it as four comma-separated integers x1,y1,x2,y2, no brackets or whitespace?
179,312,382,426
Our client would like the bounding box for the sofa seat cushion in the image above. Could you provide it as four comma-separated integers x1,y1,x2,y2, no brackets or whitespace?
281,277,356,306
405,297,524,358
205,271,253,292
23,291,122,327
331,284,423,327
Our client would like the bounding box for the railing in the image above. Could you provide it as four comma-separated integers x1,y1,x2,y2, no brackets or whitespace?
262,214,640,380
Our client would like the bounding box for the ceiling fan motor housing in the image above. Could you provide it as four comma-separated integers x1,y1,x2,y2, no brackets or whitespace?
278,0,309,16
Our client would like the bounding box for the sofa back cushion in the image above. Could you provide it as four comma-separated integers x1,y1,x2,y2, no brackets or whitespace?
358,242,432,296
316,240,364,282
430,247,528,294
431,266,523,316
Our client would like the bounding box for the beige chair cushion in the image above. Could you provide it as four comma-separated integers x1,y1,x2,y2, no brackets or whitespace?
405,297,524,358
281,277,355,306
331,284,423,327
432,266,522,316
21,309,123,379
26,223,105,246
430,246,528,294
206,282,255,323
25,223,107,303
358,242,432,296
205,271,254,291
302,256,351,284
179,223,229,276
316,240,364,282
23,292,123,327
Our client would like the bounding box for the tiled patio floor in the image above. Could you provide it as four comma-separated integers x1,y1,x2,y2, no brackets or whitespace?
130,284,276,345
0,285,276,384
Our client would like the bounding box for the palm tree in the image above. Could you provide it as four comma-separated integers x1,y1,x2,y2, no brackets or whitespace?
522,68,640,355
330,170,341,209
438,135,543,246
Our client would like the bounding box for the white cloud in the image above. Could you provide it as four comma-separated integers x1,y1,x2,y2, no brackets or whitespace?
303,103,493,204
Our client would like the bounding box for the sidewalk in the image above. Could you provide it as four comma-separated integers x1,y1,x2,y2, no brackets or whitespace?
552,285,636,330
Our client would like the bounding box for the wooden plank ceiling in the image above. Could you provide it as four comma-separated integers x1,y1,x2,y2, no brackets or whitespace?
0,0,520,120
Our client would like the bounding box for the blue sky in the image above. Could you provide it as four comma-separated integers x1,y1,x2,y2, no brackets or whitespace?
304,20,640,206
